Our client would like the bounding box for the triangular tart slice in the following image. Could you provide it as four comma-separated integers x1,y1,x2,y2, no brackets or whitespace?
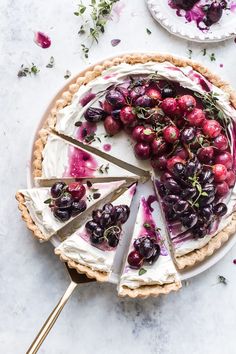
118,196,181,298
55,184,137,282
16,180,126,242
34,133,140,184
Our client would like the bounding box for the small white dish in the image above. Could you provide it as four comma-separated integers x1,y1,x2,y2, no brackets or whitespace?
146,0,236,42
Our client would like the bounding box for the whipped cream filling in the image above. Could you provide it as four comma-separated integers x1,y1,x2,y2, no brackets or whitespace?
119,198,180,290
41,134,136,179
20,180,125,240
56,184,136,273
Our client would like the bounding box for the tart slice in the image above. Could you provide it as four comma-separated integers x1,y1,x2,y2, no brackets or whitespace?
54,184,137,281
118,197,181,298
34,133,139,184
16,180,126,242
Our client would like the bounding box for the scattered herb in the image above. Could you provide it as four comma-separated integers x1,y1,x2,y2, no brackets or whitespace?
75,121,83,127
218,275,228,285
210,52,216,62
98,163,110,173
146,28,152,35
84,132,96,143
188,49,193,59
64,70,71,79
143,222,151,229
93,192,101,199
111,39,121,47
86,180,93,188
44,198,52,204
46,56,55,68
17,63,40,77
202,48,207,56
139,268,147,276
75,0,119,58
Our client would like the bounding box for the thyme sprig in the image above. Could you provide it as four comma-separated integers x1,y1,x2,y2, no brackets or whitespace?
188,175,208,208
17,63,40,77
74,0,119,58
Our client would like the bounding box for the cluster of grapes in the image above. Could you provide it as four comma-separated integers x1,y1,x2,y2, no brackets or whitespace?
47,182,87,222
158,157,228,238
85,203,130,247
173,0,228,27
127,235,161,269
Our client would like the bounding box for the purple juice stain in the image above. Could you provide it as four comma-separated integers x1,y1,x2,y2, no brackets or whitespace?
76,121,97,142
146,195,157,212
79,91,96,107
103,143,111,152
66,146,98,178
188,70,211,92
139,198,168,256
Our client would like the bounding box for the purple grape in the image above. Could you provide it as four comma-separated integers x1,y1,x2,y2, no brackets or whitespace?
163,194,180,206
103,203,113,213
85,220,98,233
181,127,196,144
213,203,227,217
139,237,155,259
165,178,182,194
202,183,215,198
51,182,66,198
146,243,161,265
181,187,197,200
182,213,198,228
173,0,199,11
134,95,153,108
173,200,189,215
84,107,106,122
71,200,87,216
133,236,146,251
199,194,215,207
129,85,146,101
55,192,73,209
206,2,223,25
90,233,104,244
107,230,120,248
162,85,176,98
199,168,214,184
100,212,112,227
105,89,126,108
200,206,213,221
165,208,178,222
172,162,185,177
53,208,71,222
92,209,103,223
184,158,201,177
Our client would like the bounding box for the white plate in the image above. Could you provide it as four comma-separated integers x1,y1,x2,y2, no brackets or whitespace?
27,53,236,283
146,0,236,43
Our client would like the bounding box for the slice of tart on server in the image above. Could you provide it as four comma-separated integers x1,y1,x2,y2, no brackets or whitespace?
55,184,137,281
16,180,126,242
33,133,140,184
118,197,181,298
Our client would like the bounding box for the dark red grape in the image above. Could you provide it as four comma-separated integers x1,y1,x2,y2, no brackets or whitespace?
162,84,176,98
134,95,153,108
107,233,119,247
127,250,143,269
100,212,112,227
181,187,197,200
68,182,86,200
163,194,180,206
165,178,182,194
181,127,196,144
103,203,113,213
199,168,214,184
172,162,185,177
92,209,103,223
182,213,198,228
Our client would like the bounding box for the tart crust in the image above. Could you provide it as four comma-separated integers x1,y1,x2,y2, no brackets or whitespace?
16,192,46,242
54,248,109,282
175,212,236,270
118,281,182,299
31,53,236,269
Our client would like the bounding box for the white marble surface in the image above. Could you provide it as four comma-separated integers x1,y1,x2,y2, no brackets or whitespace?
1,0,236,353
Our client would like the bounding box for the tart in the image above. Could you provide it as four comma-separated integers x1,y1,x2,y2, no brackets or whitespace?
118,197,181,298
34,133,139,184
55,184,137,281
45,53,236,270
16,180,126,242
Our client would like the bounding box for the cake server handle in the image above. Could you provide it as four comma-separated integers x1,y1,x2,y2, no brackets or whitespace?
26,281,77,354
